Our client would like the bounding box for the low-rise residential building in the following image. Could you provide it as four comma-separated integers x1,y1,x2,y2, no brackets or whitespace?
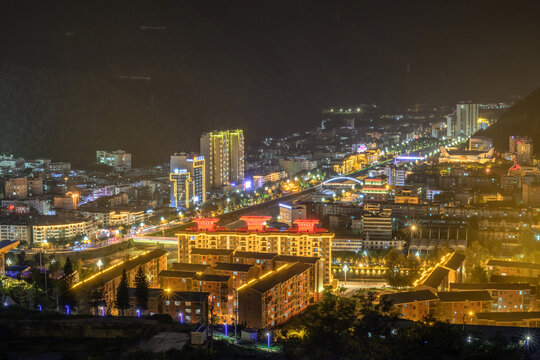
71,249,168,314
4,177,43,200
238,262,312,328
436,291,493,324
0,221,30,243
473,312,540,327
158,270,233,322
382,289,439,321
32,216,97,244
487,260,540,279
96,150,132,169
126,288,209,323
450,283,536,312
233,251,277,273
191,248,234,266
212,262,260,289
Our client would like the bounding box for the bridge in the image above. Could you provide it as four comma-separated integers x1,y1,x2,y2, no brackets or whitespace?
132,236,177,245
321,176,363,188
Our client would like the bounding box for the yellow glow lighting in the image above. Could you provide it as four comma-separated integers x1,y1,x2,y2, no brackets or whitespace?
71,251,150,289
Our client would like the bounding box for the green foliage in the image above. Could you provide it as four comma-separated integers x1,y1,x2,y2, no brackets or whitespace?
384,250,420,288
480,87,540,153
280,290,527,360
134,266,149,311
63,257,74,276
115,269,130,316
469,265,489,283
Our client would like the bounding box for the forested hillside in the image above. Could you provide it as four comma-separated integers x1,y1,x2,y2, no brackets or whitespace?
480,88,540,153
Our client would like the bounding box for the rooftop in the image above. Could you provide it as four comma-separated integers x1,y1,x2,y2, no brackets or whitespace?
233,251,278,260
443,252,466,271
158,270,230,283
450,283,535,291
213,262,254,272
273,255,320,264
171,263,210,272
475,312,540,321
238,262,311,294
487,259,540,270
437,291,493,302
382,290,438,305
422,267,450,289
72,249,167,292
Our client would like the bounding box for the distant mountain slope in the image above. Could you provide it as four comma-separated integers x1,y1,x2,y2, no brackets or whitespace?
0,65,172,167
480,88,540,153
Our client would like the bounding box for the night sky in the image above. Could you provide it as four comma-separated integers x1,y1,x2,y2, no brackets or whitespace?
1,1,539,163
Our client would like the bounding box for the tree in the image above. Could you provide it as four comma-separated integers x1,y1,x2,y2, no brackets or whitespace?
63,256,74,276
17,251,26,265
134,266,149,311
469,265,488,283
385,249,407,288
116,269,129,316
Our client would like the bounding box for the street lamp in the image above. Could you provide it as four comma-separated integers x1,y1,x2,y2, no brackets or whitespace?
266,332,271,348
97,259,103,271
343,264,349,285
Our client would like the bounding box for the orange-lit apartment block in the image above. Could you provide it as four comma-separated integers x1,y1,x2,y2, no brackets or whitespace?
382,290,439,321
177,216,333,286
212,262,261,289
71,249,168,314
487,259,540,278
450,283,537,312
437,291,493,324
190,248,234,266
233,251,277,272
158,270,233,322
238,262,312,328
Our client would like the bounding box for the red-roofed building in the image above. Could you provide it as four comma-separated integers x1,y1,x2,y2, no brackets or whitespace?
177,216,333,284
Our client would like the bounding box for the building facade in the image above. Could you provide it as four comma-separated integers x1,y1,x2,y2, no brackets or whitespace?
177,216,333,284
96,150,132,169
200,130,244,189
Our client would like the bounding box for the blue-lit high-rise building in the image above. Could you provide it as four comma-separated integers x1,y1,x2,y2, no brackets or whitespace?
170,153,206,209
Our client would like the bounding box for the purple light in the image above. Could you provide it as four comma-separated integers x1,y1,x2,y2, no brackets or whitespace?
179,313,183,323
225,323,228,337
396,155,425,161
267,332,271,348
136,309,141,318
65,305,70,315
38,304,42,311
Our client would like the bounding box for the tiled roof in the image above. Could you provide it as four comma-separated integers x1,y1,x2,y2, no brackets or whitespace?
171,263,209,272
437,290,492,302
382,290,438,305
233,251,277,259
214,262,253,272
273,255,320,264
450,283,534,291
487,259,540,270
444,252,466,271
72,249,167,292
422,267,449,289
475,312,540,321
239,262,311,293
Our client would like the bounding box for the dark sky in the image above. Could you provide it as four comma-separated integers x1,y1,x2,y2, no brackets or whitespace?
0,1,539,163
